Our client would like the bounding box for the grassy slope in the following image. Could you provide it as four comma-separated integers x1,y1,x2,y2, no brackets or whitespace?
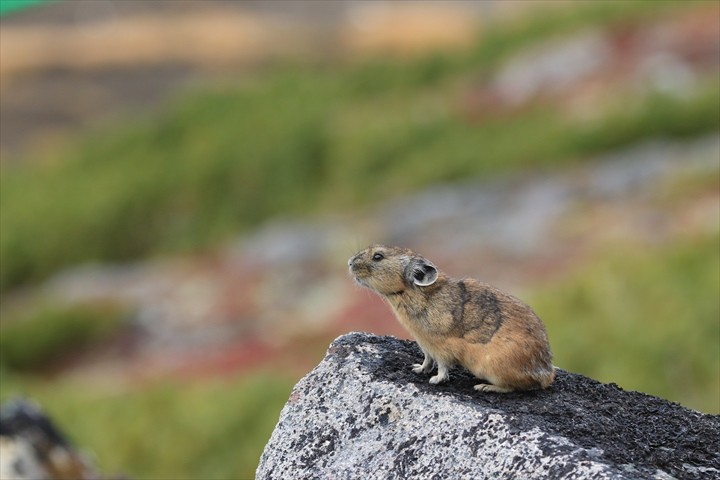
0,372,294,479
2,1,715,292
533,234,720,414
0,302,128,371
1,233,716,479
0,2,717,476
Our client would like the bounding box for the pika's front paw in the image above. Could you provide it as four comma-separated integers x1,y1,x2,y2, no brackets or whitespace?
412,363,433,374
429,374,448,385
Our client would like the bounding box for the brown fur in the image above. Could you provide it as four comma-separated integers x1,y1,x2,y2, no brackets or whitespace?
348,245,555,393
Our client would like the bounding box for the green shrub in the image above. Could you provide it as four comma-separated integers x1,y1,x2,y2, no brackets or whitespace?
532,234,720,414
0,302,128,371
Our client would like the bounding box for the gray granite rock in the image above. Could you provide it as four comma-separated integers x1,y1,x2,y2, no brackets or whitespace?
257,332,719,480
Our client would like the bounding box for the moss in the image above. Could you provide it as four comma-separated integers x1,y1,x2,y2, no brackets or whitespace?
0,302,128,372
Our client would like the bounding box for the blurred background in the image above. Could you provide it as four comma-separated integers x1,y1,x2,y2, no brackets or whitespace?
0,0,718,478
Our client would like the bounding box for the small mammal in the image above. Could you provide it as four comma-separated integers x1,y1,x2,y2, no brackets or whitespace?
348,245,554,393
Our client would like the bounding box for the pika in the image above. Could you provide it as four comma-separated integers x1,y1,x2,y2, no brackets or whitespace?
348,245,555,393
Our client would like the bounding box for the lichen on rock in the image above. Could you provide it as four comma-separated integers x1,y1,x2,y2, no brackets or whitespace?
257,332,720,480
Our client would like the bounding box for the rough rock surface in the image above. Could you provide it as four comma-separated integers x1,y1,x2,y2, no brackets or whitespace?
0,398,102,480
257,332,719,480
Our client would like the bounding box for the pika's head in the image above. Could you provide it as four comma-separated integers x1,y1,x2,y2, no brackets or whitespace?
348,244,439,296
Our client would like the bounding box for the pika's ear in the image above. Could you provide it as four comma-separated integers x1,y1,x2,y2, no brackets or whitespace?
406,258,438,287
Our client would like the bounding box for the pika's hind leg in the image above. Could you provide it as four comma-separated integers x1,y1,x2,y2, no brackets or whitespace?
429,361,450,384
412,349,434,374
474,383,513,393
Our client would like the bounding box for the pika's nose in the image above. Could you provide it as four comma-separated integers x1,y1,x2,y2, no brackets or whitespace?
348,254,360,268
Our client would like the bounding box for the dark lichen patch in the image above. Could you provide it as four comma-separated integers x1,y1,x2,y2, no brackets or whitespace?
392,436,420,477
463,428,483,457
334,333,720,480
377,408,390,426
346,414,363,439
298,427,339,470
547,460,577,478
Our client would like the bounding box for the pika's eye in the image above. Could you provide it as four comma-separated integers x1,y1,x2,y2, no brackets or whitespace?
372,252,385,261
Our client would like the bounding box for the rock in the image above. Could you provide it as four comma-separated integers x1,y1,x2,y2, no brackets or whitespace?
0,398,105,480
257,332,720,480
0,436,48,480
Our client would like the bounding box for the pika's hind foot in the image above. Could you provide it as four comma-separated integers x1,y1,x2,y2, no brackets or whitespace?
474,383,513,393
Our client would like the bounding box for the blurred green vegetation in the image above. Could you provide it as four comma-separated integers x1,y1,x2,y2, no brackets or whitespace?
0,302,128,371
1,1,716,292
0,234,716,479
0,373,294,479
533,233,720,414
0,1,717,476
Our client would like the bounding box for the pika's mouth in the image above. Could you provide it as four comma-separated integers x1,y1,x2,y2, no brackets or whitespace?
354,273,371,286
348,265,370,287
